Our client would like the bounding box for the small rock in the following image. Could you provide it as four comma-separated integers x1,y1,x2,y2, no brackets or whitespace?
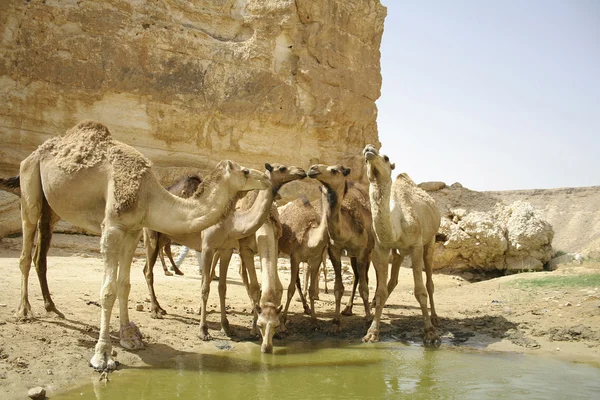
0,303,7,307
135,304,144,311
556,347,560,351
46,370,53,375
565,302,572,307
28,386,46,399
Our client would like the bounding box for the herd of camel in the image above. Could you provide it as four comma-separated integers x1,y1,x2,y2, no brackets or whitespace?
0,120,442,371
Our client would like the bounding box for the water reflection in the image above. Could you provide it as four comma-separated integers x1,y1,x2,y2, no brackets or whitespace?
56,342,600,400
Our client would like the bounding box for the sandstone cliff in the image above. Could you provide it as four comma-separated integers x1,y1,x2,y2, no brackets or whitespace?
0,0,385,182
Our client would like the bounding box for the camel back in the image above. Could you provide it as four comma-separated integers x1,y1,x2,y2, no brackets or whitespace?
341,181,371,234
279,196,320,245
36,120,151,214
394,172,438,227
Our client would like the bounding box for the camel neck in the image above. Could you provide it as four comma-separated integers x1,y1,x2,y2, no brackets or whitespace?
322,182,344,238
230,184,276,238
145,174,236,237
369,177,400,244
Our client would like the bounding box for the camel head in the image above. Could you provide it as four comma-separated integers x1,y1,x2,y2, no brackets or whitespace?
178,175,202,198
218,160,271,192
255,302,283,353
307,164,351,192
265,163,307,190
363,144,395,183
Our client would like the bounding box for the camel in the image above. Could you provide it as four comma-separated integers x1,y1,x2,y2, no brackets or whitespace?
2,120,270,371
142,163,306,329
242,204,285,353
154,174,202,276
307,164,375,332
362,144,441,345
278,192,329,327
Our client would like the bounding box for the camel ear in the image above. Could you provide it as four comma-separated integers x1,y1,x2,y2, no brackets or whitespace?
255,304,262,314
276,305,283,314
342,167,351,176
265,163,273,172
225,160,234,172
390,163,396,170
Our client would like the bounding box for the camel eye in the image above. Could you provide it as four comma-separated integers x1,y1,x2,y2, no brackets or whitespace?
279,166,287,172
331,168,338,174
242,168,249,176
384,155,389,162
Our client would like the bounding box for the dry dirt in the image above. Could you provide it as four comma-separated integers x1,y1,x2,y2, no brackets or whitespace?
1,234,600,399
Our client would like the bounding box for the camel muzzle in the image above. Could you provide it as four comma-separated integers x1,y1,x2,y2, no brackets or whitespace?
307,167,320,178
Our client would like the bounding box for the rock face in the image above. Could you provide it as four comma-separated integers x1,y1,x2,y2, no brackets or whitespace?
435,201,554,273
0,0,386,237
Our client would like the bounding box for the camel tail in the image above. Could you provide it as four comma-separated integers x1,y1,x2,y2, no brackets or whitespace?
0,175,21,196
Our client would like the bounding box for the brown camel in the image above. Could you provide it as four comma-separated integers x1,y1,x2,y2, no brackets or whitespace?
307,164,375,332
278,192,329,327
362,144,441,345
154,174,202,276
1,120,270,371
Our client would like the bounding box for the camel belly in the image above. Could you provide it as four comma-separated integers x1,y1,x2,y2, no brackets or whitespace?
40,159,108,235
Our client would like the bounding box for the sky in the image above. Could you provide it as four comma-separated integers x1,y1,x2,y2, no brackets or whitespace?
376,0,600,191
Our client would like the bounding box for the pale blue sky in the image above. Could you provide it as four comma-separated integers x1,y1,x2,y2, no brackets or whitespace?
377,0,600,191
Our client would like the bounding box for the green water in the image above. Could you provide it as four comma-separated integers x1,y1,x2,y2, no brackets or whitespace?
55,341,600,400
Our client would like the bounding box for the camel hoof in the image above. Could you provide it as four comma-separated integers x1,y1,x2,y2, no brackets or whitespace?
200,325,212,341
164,270,173,276
221,319,232,337
423,329,441,348
45,303,65,319
341,307,353,317
327,319,341,334
150,310,164,319
174,269,184,276
90,354,117,372
303,307,312,315
211,275,219,281
16,304,33,320
120,323,144,350
362,329,380,343
120,337,144,350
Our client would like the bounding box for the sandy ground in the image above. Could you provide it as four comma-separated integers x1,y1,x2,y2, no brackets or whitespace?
1,234,599,399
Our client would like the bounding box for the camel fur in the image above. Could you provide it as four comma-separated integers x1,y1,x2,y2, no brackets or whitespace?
4,120,270,371
278,192,329,327
362,144,441,345
307,164,375,332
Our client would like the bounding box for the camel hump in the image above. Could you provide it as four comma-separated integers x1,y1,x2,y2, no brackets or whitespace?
66,120,112,141
395,172,416,186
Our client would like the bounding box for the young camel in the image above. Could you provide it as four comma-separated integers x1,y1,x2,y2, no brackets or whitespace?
307,164,375,332
278,193,329,328
1,120,270,371
362,144,441,345
155,174,202,276
142,164,306,329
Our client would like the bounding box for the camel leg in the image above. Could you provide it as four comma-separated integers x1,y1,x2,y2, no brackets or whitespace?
282,253,301,326
210,251,219,280
327,246,344,333
322,250,328,294
217,248,234,337
424,241,439,327
158,248,172,276
295,266,311,315
90,224,122,371
341,257,360,316
199,247,215,341
411,245,440,346
164,242,183,275
238,243,260,337
302,262,310,300
117,230,144,350
372,250,404,308
17,160,43,319
364,244,389,343
356,252,372,323
143,232,166,318
308,258,321,328
33,195,64,318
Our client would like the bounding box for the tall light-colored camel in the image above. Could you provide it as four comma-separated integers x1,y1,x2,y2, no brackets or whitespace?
278,192,329,327
362,144,441,345
307,164,375,332
5,120,270,371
